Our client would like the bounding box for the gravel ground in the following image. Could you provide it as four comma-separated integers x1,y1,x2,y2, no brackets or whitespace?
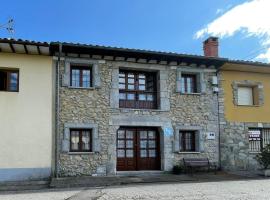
1,179,270,200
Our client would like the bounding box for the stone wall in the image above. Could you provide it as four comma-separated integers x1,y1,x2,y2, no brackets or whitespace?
58,58,112,177
218,72,263,171
57,57,221,177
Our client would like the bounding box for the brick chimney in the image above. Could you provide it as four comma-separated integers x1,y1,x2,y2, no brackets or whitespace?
203,37,219,57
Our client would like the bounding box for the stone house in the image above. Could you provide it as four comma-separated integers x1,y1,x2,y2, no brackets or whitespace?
1,37,270,182
218,61,270,171
50,38,227,177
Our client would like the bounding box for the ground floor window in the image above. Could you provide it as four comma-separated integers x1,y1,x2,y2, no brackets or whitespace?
180,131,196,152
249,128,270,152
70,129,92,152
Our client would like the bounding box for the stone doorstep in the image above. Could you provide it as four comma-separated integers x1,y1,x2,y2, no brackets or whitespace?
50,174,197,188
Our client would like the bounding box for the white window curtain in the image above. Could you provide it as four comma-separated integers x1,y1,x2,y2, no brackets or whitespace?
238,87,253,105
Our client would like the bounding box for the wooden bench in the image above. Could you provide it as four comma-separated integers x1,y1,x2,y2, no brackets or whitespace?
183,158,217,174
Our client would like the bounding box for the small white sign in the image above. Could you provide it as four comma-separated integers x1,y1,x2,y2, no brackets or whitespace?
207,132,215,140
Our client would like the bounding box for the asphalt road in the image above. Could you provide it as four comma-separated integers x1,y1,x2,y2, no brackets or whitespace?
1,179,270,200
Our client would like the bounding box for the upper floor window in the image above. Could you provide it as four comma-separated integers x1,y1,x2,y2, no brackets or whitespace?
180,130,196,152
0,69,19,92
70,129,92,152
119,70,157,109
237,86,254,106
70,66,92,88
180,74,197,93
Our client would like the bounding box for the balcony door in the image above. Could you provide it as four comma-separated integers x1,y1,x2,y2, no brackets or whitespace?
119,70,157,109
117,127,160,171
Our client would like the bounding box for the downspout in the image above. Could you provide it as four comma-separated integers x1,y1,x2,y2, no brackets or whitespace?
216,68,222,170
55,43,62,178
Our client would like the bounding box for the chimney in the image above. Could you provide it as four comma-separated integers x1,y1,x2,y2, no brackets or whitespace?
203,37,219,57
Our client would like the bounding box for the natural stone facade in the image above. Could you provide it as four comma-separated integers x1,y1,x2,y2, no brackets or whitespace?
56,56,221,177
218,73,266,171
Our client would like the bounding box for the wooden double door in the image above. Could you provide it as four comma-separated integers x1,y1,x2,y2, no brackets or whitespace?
117,127,160,171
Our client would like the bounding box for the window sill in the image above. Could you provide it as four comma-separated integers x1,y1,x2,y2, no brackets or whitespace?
118,108,167,112
177,92,202,95
68,86,96,90
68,152,96,155
177,151,201,154
236,104,260,107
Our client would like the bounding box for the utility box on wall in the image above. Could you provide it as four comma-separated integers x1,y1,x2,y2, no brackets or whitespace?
207,132,216,140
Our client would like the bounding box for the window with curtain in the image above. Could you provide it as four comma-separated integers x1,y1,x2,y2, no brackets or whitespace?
70,66,92,88
180,131,196,152
180,74,197,93
70,129,92,152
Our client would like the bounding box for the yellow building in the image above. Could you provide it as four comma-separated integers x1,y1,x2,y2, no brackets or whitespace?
219,61,270,170
0,39,54,181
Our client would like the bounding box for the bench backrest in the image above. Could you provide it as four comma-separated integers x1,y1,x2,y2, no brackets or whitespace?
183,158,209,166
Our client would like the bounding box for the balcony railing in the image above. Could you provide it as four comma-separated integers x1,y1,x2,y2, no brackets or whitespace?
119,90,157,109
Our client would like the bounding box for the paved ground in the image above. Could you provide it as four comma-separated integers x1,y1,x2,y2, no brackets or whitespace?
1,179,270,200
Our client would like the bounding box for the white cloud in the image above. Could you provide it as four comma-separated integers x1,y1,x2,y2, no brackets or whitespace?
195,0,270,62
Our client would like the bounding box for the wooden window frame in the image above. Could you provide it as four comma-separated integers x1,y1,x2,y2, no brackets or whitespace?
70,65,92,88
180,131,196,152
0,69,19,92
181,74,197,93
70,129,92,152
119,70,157,109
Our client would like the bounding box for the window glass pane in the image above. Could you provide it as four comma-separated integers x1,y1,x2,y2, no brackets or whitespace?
128,84,134,90
187,78,192,93
140,131,147,139
147,94,153,101
140,150,147,158
126,131,134,139
140,140,147,148
139,74,145,79
119,83,125,89
119,93,126,100
126,150,134,158
139,94,146,100
117,140,125,148
128,73,134,78
70,131,80,150
126,140,133,148
119,77,125,83
82,131,90,150
118,130,125,139
149,150,156,158
127,93,135,100
148,140,156,148
119,73,125,78
117,150,125,158
9,72,18,91
71,69,80,87
148,131,156,139
139,79,145,84
180,77,185,93
139,85,145,90
82,70,91,88
128,78,134,84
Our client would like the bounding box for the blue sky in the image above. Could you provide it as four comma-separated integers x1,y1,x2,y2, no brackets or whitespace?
0,0,269,62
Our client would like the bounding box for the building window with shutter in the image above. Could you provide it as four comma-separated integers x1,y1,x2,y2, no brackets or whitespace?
0,69,19,92
70,129,92,152
70,66,92,88
180,74,197,93
180,131,197,152
237,86,254,106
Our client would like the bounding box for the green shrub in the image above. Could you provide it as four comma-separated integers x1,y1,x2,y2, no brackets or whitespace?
172,165,183,174
256,144,270,169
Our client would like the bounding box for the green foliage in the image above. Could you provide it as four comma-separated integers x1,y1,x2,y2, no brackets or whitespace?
256,144,270,169
172,165,183,174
